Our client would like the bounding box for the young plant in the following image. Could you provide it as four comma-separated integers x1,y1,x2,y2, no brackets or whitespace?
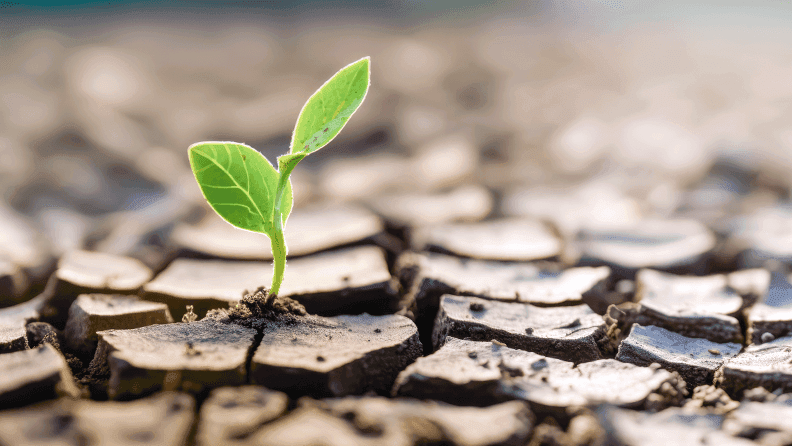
188,57,370,297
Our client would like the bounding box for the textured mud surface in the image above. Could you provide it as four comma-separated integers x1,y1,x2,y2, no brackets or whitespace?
3,6,792,445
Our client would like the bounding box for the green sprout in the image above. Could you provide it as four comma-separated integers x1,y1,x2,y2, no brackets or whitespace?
188,57,370,297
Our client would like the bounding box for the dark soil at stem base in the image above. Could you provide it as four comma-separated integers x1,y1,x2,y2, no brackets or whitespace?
224,287,308,330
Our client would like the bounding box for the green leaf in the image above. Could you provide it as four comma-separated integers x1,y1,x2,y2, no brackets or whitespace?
291,56,370,155
188,141,292,235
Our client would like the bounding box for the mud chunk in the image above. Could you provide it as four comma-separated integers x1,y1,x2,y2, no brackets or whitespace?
196,386,289,446
616,325,741,389
727,206,792,269
250,314,421,397
245,406,377,445
0,392,193,446
0,258,27,308
575,218,716,280
0,205,55,306
683,385,740,414
433,294,607,363
63,293,173,358
142,258,269,321
393,337,680,412
172,203,383,260
274,246,398,316
324,396,533,446
398,251,610,307
716,335,792,398
746,271,792,344
411,217,562,262
0,296,43,352
724,398,792,439
367,184,493,228
40,250,154,328
604,269,750,344
93,319,256,399
0,344,79,408
597,406,751,446
396,251,609,351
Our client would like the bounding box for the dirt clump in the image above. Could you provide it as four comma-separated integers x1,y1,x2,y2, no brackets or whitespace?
222,287,307,330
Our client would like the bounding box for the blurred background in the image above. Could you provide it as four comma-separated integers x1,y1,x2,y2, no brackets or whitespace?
2,0,792,301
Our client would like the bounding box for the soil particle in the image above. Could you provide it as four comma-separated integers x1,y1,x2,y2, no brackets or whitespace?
433,295,607,363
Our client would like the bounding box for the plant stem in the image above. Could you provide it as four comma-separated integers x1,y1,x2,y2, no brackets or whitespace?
270,177,289,297
270,153,304,298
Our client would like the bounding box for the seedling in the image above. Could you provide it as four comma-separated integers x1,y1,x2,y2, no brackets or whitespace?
188,57,370,298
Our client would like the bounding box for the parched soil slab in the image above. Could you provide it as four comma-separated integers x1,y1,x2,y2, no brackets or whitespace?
242,405,380,446
63,293,174,358
396,251,609,352
0,295,43,352
0,344,79,408
715,335,792,397
397,251,610,308
0,205,55,305
144,247,397,319
142,258,268,321
393,337,681,412
616,324,741,389
575,218,716,280
322,396,533,446
196,386,289,446
726,206,792,268
597,406,752,446
250,313,421,397
606,268,757,345
367,184,493,228
275,246,398,316
746,271,792,345
172,203,384,260
94,318,257,399
433,294,606,363
724,398,792,439
0,258,27,308
0,392,194,446
603,268,766,344
39,250,154,327
411,218,562,262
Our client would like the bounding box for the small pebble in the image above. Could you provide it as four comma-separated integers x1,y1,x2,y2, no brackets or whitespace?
525,327,534,335
469,302,485,312
708,349,721,355
491,339,506,347
762,332,776,343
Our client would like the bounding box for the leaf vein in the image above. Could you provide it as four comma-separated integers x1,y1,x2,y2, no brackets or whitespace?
191,149,267,223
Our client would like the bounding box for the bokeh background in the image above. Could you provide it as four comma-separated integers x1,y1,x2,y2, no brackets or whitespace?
2,0,792,299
